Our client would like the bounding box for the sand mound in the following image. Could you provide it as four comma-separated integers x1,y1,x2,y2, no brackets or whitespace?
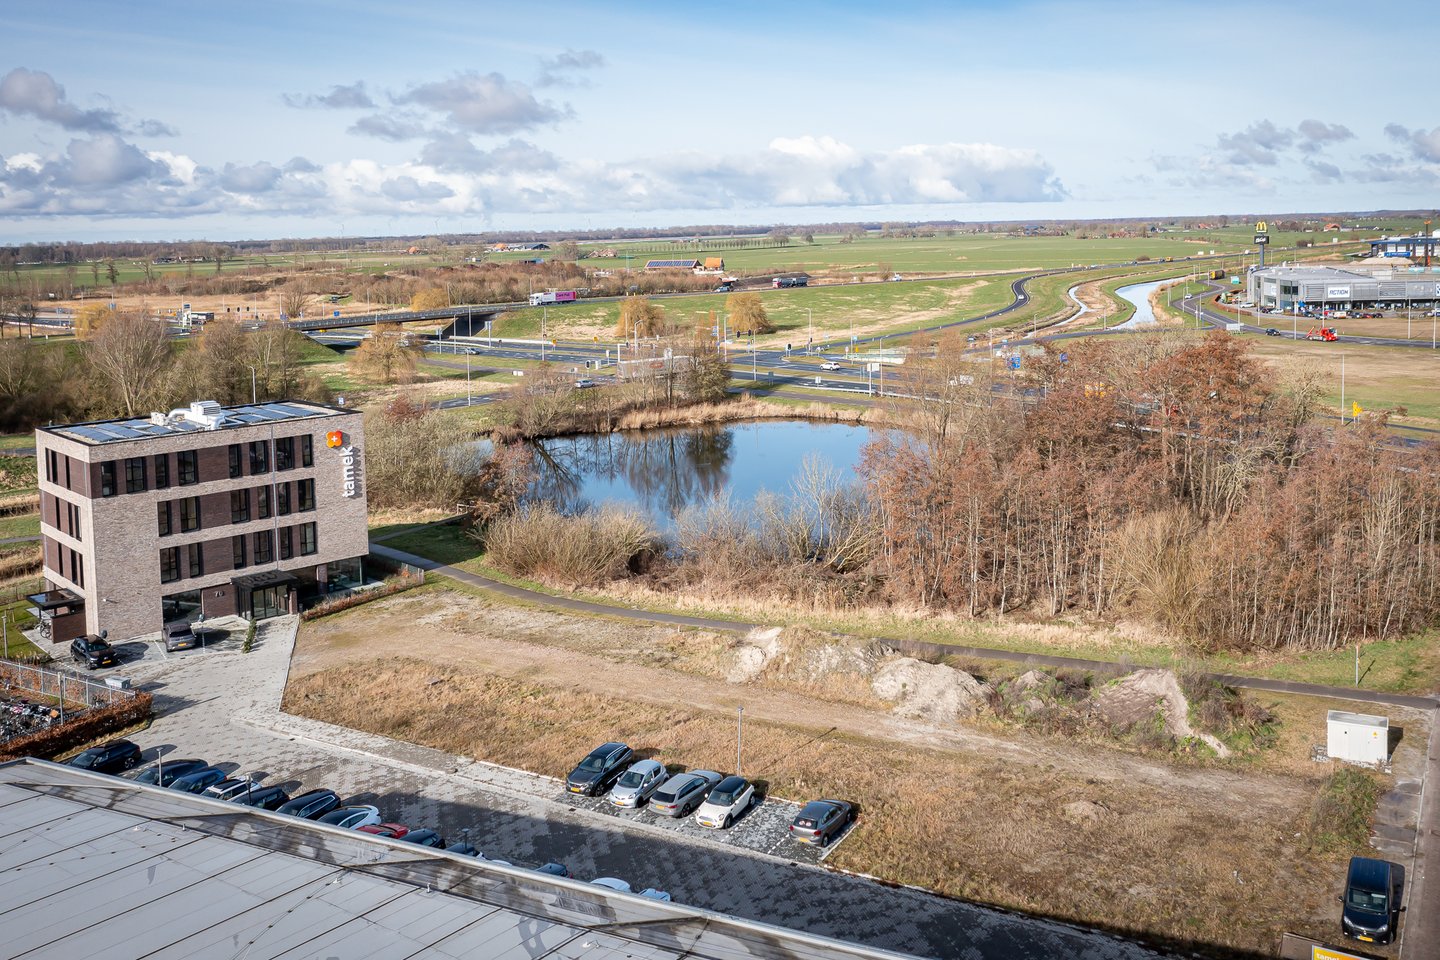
726,627,890,687
1090,668,1230,757
727,627,785,683
1061,799,1111,824
872,658,991,724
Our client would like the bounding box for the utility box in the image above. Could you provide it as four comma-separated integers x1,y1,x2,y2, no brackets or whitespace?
104,676,133,691
1327,710,1389,766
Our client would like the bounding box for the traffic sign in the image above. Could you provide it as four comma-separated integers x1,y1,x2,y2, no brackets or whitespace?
333,310,340,317
1059,352,1069,363
1008,357,1022,370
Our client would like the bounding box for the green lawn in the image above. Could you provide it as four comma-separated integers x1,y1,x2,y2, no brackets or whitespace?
0,434,34,452
0,513,39,540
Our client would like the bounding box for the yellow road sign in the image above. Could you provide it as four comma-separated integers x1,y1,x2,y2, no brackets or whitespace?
1256,220,1269,233
1352,401,1363,417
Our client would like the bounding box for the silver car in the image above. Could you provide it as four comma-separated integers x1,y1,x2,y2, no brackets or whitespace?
647,770,722,818
609,759,667,808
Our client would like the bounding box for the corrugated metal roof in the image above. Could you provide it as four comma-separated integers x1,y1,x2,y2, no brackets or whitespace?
0,760,915,960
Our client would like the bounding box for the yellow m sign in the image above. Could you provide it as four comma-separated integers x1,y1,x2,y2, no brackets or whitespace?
1255,221,1269,233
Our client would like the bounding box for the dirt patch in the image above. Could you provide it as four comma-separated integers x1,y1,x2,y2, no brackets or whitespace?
871,657,990,723
1091,668,1231,756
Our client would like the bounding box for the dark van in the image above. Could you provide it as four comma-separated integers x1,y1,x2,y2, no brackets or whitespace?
1341,856,1402,944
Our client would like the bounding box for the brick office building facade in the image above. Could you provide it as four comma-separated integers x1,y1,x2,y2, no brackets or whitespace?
35,400,368,642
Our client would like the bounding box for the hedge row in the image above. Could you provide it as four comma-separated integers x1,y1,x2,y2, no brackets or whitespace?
0,692,153,762
300,572,424,621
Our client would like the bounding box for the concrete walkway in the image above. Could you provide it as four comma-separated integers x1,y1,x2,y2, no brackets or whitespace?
369,542,1440,711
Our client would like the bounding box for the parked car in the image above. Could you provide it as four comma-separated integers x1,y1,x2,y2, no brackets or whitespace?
695,775,755,829
277,789,342,820
535,862,571,878
590,877,632,893
566,742,634,796
317,805,382,830
402,829,446,848
789,799,854,846
820,361,841,371
169,766,229,794
202,777,263,802
445,842,480,857
1265,328,1281,336
1341,856,1403,944
648,770,722,818
229,784,291,810
162,620,199,652
357,822,410,839
573,378,596,389
66,739,141,775
639,888,672,902
609,759,667,808
129,758,207,787
71,634,118,669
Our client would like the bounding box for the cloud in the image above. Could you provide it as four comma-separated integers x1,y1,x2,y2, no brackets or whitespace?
1384,123,1440,163
418,133,559,173
394,72,568,135
283,82,375,110
380,175,455,201
348,113,429,141
135,118,179,137
537,48,606,87
1304,158,1343,183
1297,119,1353,151
43,134,167,186
1215,120,1294,166
0,67,123,133
218,161,283,194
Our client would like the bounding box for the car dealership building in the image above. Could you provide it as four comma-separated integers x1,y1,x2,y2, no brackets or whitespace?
34,400,368,643
1246,264,1440,313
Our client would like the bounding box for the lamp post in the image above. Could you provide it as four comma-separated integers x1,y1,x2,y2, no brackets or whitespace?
736,706,744,776
246,365,258,404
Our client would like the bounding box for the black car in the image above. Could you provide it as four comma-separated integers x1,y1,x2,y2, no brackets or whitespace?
67,739,142,775
162,621,199,652
277,789,342,820
402,829,446,849
566,742,634,796
71,634,118,669
230,784,291,810
128,758,208,787
1341,856,1403,944
1265,327,1281,336
789,799,854,846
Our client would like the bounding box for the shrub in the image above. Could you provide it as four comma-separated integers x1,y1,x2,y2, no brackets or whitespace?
0,692,153,762
1302,767,1381,854
242,617,256,653
486,503,656,587
300,571,425,621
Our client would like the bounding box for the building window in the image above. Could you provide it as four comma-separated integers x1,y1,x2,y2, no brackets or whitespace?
253,529,273,564
46,450,57,483
275,436,295,471
276,482,291,516
300,522,317,556
249,440,269,475
279,526,293,560
301,434,314,467
179,496,200,533
65,456,72,490
232,535,247,569
157,501,172,537
297,478,315,512
125,456,147,494
178,450,199,485
257,485,271,519
160,546,180,583
100,461,117,497
231,489,250,524
69,548,84,588
154,454,169,489
228,444,243,479
69,502,82,542
187,542,204,578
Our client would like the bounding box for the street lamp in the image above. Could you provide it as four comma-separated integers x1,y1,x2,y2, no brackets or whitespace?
246,365,258,404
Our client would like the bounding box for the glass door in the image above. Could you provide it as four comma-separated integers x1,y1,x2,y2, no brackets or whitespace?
251,585,288,620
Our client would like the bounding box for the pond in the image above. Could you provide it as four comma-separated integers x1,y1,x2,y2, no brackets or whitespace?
525,420,874,528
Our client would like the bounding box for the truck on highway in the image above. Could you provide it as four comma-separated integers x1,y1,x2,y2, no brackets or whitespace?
529,290,578,307
1306,327,1339,341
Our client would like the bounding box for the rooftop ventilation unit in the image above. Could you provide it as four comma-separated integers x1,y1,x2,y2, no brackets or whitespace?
147,400,227,430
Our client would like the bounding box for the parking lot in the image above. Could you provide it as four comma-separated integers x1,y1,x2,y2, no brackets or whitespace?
88,615,1164,960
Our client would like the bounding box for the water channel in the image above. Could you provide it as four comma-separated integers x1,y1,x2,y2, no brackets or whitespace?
523,420,874,529
1113,279,1166,329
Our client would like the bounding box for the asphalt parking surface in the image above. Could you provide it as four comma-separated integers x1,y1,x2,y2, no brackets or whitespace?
101,616,1166,960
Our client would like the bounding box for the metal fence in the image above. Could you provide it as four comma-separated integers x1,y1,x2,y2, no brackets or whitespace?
0,659,137,710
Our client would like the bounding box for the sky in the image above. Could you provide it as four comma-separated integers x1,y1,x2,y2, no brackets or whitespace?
2,0,1438,243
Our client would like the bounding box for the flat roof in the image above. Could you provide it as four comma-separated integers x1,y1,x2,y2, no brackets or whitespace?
42,400,351,448
1251,265,1367,281
0,759,914,960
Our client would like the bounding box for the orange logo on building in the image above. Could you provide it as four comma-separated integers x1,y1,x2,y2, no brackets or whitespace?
326,430,344,448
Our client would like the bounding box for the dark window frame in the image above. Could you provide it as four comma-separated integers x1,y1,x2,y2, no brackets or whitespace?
297,477,315,512
253,529,273,564
299,522,318,556
160,546,180,583
157,501,172,537
99,461,117,498
257,485,271,520
177,450,199,486
248,440,269,475
154,454,169,489
228,444,243,479
230,489,250,524
232,535,247,569
276,482,291,516
279,526,293,560
179,496,201,533
125,456,147,494
275,436,295,471
187,542,204,578
300,434,314,467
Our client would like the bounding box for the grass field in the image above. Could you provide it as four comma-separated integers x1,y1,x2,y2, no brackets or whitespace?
1241,334,1440,422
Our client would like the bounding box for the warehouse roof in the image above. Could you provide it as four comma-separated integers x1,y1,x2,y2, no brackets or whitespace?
0,759,912,960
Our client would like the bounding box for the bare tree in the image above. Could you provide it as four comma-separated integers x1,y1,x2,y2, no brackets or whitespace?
84,312,173,416
353,322,420,383
278,283,311,321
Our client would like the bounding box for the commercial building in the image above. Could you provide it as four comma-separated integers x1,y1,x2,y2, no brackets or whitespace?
1246,263,1440,313
0,759,913,960
34,400,368,643
1369,234,1439,263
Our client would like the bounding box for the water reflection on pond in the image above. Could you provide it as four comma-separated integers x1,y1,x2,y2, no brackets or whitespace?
525,420,873,527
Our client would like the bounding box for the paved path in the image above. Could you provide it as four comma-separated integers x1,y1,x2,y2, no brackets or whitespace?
107,614,1167,960
370,543,1440,711
1403,706,1440,958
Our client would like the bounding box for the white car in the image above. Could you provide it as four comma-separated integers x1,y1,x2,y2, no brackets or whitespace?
316,805,383,830
574,378,596,389
609,759,667,808
639,888,672,902
694,775,755,829
201,777,262,802
820,361,841,371
590,877,632,893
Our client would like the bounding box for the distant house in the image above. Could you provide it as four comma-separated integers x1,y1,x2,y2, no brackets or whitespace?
645,259,700,270
702,257,725,272
406,245,421,255
1324,223,1342,231
509,242,550,251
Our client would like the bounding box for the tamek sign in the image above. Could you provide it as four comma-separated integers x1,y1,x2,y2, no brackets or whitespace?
1253,220,1270,246
326,430,359,498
